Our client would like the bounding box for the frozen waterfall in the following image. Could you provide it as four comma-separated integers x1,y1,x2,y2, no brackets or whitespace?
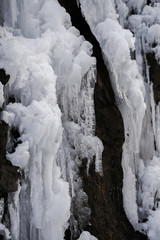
0,0,160,240
79,0,160,239
0,0,102,239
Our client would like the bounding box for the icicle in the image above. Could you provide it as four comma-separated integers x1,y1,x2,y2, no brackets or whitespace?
0,1,103,239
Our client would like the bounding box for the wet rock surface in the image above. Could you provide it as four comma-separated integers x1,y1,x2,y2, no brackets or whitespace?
0,70,19,198
147,52,160,104
0,70,19,240
0,121,19,198
59,1,147,239
0,121,19,238
80,86,147,240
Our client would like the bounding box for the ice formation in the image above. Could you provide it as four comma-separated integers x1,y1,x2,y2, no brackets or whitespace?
0,0,160,239
77,231,98,240
79,0,160,239
0,0,103,239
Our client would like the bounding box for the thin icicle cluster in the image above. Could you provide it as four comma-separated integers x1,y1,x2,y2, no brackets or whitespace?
0,26,70,240
54,15,103,237
77,231,98,240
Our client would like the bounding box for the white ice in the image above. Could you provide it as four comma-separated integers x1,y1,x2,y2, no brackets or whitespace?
0,0,102,239
79,0,160,237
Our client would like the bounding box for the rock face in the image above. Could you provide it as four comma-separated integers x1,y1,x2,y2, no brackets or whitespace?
0,121,19,198
0,121,19,238
80,84,147,240
0,70,19,198
0,70,19,240
147,52,160,104
58,1,147,239
0,5,3,26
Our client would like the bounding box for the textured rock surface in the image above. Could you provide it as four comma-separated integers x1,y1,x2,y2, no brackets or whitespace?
80,87,147,240
0,69,19,198
58,1,147,239
147,52,160,104
0,121,19,238
0,121,19,198
0,70,19,239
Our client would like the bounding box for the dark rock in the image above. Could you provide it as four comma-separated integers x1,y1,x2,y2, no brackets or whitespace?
8,96,16,104
80,82,147,240
58,0,114,105
0,164,19,196
0,69,19,233
0,233,5,240
147,52,160,104
10,128,20,140
0,122,8,163
58,1,147,239
9,127,22,153
0,69,10,85
0,121,19,197
147,0,151,5
0,2,4,26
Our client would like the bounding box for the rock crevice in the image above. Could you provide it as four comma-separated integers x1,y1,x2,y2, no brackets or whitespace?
58,1,147,239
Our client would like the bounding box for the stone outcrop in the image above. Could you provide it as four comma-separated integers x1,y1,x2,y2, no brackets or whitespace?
0,122,19,198
0,70,19,198
147,52,160,104
58,1,147,239
0,70,19,240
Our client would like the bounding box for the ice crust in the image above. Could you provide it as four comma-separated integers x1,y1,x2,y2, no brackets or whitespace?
0,0,102,239
79,0,160,238
78,231,98,240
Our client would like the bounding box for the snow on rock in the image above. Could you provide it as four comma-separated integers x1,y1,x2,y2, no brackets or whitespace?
79,0,160,237
125,2,160,237
127,0,147,14
79,0,146,229
147,210,160,240
0,223,11,240
78,231,98,240
0,83,4,108
7,141,30,169
0,26,70,239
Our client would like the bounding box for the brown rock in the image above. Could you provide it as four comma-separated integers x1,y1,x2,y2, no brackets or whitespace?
58,1,147,239
0,164,19,196
79,79,147,240
147,52,160,104
0,122,9,163
0,121,19,196
0,233,5,240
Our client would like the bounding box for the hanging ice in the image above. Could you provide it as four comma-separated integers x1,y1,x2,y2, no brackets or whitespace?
79,0,160,239
1,0,160,239
0,0,103,239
